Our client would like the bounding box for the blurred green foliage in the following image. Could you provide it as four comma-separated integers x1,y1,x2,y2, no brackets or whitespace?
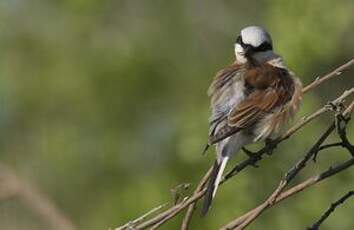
0,0,353,229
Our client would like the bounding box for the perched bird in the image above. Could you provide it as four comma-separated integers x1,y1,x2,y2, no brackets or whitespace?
201,26,302,215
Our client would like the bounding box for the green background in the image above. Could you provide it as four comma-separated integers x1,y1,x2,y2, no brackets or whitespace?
0,0,353,229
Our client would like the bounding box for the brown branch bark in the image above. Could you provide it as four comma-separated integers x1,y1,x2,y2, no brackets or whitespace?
220,158,354,230
180,166,213,230
302,59,353,93
114,203,167,230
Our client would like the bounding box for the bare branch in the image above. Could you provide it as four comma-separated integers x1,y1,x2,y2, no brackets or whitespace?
302,59,353,93
221,158,354,230
181,167,213,230
307,191,354,230
114,203,168,230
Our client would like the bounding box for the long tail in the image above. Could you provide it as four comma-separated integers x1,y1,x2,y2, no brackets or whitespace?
201,156,229,216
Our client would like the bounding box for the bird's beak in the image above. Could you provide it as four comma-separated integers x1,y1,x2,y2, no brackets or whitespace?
244,45,253,58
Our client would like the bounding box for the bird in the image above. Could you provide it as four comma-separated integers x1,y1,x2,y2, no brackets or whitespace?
201,26,303,215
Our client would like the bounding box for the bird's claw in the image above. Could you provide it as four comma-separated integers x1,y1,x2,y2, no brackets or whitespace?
265,139,277,156
242,147,255,157
242,147,260,168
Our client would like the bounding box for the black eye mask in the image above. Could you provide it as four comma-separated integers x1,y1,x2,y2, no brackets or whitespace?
235,35,244,46
236,35,273,52
253,42,273,52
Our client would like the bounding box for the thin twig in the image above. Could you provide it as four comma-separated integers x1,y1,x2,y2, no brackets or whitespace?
220,158,354,230
307,190,354,230
115,203,168,230
335,111,354,156
317,142,344,151
302,59,354,93
149,198,189,230
313,142,344,162
135,192,205,229
181,167,213,230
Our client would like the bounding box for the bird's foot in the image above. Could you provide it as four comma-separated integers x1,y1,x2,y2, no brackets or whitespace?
265,138,278,156
242,147,260,168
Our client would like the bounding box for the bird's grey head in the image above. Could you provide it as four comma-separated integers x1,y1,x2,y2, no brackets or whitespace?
234,26,274,64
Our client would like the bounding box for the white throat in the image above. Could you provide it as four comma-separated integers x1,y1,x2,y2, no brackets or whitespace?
234,43,247,64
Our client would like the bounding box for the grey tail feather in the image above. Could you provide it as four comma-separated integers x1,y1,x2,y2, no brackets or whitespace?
201,160,220,216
